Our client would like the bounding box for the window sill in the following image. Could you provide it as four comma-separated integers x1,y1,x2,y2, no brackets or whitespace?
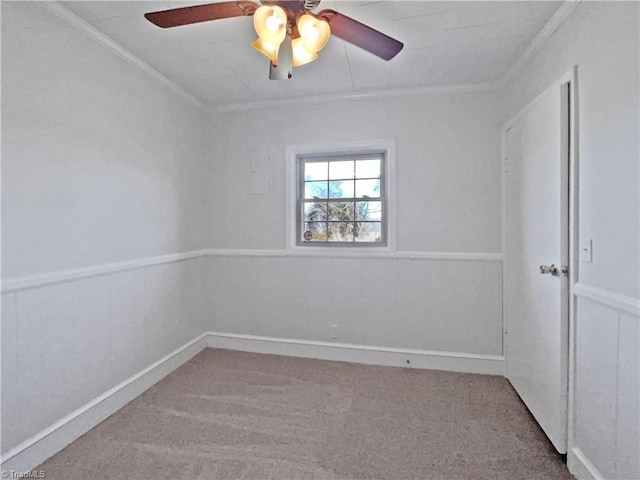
285,244,395,259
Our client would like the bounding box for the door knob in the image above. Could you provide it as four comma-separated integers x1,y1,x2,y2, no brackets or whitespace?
540,264,559,276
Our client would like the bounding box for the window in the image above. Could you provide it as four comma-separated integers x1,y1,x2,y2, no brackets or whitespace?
296,152,386,246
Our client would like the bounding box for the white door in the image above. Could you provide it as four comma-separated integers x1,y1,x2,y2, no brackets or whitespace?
505,80,570,454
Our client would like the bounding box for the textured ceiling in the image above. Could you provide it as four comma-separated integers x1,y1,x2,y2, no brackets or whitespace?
60,1,563,107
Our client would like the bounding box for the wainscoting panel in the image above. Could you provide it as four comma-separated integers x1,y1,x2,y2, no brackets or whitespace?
0,253,208,462
207,252,503,357
1,334,208,475
616,311,640,480
574,299,619,479
570,285,640,480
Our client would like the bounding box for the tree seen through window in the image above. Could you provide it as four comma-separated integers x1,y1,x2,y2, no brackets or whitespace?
298,156,384,244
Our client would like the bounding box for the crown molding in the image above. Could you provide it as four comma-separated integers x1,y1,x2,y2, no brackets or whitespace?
210,81,499,113
208,1,581,113
36,0,581,116
500,0,582,86
37,1,208,112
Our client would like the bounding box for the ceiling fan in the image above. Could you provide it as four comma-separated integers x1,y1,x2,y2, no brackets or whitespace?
144,0,404,80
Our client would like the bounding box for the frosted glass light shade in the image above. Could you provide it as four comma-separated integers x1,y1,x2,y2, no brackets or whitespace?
296,14,330,53
253,6,287,45
252,38,280,64
291,37,318,67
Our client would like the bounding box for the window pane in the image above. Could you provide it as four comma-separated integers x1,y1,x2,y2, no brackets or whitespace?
328,222,354,242
356,201,382,221
297,152,386,247
355,222,382,242
355,179,381,198
305,181,328,199
329,180,354,199
356,159,380,179
303,202,327,222
304,161,328,181
328,202,354,221
329,161,354,180
303,222,326,241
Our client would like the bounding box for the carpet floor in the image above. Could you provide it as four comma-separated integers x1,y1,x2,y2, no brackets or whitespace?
37,348,574,479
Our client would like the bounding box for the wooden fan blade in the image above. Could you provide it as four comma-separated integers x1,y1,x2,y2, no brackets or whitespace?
317,9,403,61
145,1,259,28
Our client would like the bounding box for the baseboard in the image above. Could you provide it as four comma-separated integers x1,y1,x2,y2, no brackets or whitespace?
205,332,505,375
1,332,503,473
568,447,606,480
0,333,209,474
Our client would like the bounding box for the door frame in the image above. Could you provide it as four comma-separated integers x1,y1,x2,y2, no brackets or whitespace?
500,66,579,454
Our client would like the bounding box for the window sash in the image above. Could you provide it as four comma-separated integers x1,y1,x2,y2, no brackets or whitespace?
297,152,386,246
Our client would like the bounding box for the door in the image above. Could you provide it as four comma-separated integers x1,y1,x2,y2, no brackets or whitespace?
505,80,570,453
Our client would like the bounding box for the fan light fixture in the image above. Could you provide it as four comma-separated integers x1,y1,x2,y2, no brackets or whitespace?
252,6,330,70
144,1,405,81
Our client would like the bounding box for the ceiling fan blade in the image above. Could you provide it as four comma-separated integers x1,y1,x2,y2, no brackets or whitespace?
145,1,258,28
317,9,403,61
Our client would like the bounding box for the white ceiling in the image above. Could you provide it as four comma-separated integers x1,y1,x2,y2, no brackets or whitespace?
60,1,563,108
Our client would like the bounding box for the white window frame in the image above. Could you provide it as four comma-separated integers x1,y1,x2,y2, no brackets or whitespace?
286,139,396,253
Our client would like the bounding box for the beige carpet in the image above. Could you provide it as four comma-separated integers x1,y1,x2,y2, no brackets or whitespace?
37,349,574,479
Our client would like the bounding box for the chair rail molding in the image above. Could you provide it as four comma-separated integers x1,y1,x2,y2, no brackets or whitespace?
205,248,503,262
2,248,504,294
1,250,208,293
573,282,640,317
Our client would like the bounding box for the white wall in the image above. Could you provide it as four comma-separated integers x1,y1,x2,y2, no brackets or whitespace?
1,2,209,279
209,93,502,253
206,92,504,355
502,2,639,479
1,2,209,455
502,1,639,299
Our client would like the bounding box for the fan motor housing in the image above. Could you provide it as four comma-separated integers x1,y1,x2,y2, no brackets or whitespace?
261,0,319,13
303,0,321,10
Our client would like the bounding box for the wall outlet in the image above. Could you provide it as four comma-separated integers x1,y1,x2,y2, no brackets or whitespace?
580,239,593,263
330,324,339,341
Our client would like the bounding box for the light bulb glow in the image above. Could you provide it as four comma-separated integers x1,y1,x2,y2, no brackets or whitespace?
296,14,330,53
266,13,283,32
291,37,318,67
306,25,318,41
253,6,287,46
